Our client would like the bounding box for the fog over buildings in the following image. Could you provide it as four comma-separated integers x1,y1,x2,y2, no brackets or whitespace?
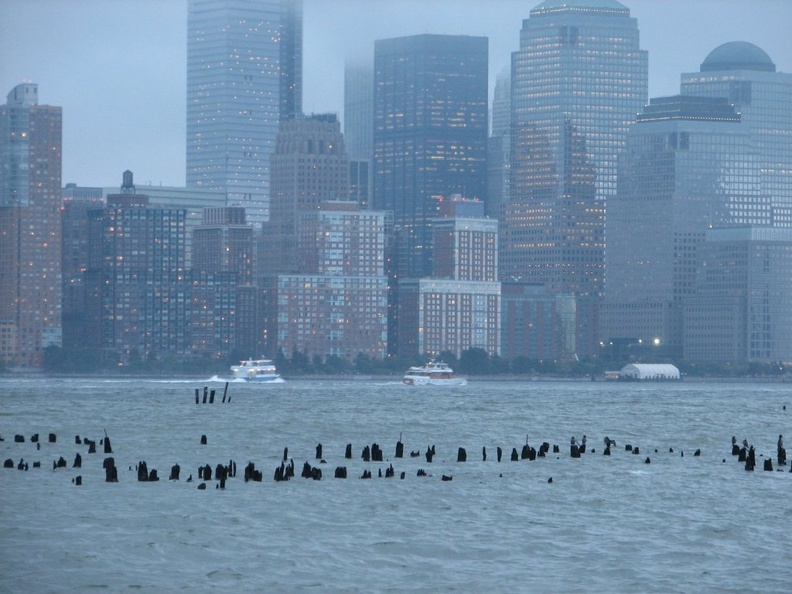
1,0,791,370
1,0,789,187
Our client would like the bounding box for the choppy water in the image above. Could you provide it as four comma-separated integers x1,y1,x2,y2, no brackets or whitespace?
1,377,791,593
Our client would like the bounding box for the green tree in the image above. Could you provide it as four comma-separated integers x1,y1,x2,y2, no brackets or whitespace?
459,347,490,375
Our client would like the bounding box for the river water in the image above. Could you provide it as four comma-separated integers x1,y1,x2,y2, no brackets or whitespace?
1,377,790,593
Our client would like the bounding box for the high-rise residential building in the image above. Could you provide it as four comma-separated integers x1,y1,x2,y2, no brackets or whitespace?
262,113,349,275
681,42,792,228
432,198,498,282
373,34,488,280
262,202,389,360
190,206,256,358
84,175,188,362
487,73,511,219
101,182,226,268
685,227,792,363
397,279,501,359
0,83,62,368
601,96,759,358
186,0,302,227
192,206,254,283
397,198,500,358
502,0,648,297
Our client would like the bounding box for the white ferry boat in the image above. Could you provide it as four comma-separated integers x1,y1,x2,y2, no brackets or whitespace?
402,361,467,386
230,358,283,382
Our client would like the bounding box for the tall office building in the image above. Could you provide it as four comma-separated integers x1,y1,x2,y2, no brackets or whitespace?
0,83,62,368
344,61,374,209
186,0,302,227
61,185,103,350
262,113,349,275
487,73,511,219
344,62,374,162
502,0,648,296
685,227,792,363
601,96,759,357
681,41,792,227
500,283,577,362
374,34,488,280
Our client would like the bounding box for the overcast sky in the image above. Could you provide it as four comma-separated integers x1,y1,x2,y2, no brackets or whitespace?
1,0,789,188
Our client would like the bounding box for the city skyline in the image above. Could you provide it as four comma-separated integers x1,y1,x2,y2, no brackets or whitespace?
1,0,790,189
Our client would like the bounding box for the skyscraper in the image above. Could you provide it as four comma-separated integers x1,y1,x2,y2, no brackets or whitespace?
681,41,792,228
262,202,389,360
685,227,792,363
502,0,648,296
262,113,349,275
0,83,62,368
601,96,759,357
343,62,373,162
397,198,501,359
85,176,188,362
190,208,254,358
487,73,511,219
344,61,374,209
373,34,488,280
186,0,302,227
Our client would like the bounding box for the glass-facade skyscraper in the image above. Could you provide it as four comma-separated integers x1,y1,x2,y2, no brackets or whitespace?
685,227,792,363
487,73,511,219
343,62,373,162
601,96,759,357
373,34,488,280
186,0,302,227
344,62,374,209
681,41,792,228
502,0,647,296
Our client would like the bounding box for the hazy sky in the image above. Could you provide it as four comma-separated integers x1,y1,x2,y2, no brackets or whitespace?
1,0,789,188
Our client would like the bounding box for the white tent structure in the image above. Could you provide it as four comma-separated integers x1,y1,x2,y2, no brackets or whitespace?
619,363,680,381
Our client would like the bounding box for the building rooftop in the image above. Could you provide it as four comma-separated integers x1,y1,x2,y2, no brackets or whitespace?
531,0,629,16
636,95,741,123
700,41,776,73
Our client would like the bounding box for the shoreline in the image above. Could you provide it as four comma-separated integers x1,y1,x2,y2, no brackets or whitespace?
2,372,790,383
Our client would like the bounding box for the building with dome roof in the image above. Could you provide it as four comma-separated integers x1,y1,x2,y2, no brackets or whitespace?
602,42,792,364
682,41,792,228
699,41,776,73
678,42,792,363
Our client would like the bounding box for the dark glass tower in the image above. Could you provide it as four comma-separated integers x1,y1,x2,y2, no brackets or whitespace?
503,0,647,296
373,34,488,280
186,0,302,227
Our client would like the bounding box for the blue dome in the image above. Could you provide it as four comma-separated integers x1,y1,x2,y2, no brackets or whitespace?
701,41,776,73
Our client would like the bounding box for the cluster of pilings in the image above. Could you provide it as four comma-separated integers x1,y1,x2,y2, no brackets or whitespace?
3,428,790,489
194,383,230,404
731,435,787,472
